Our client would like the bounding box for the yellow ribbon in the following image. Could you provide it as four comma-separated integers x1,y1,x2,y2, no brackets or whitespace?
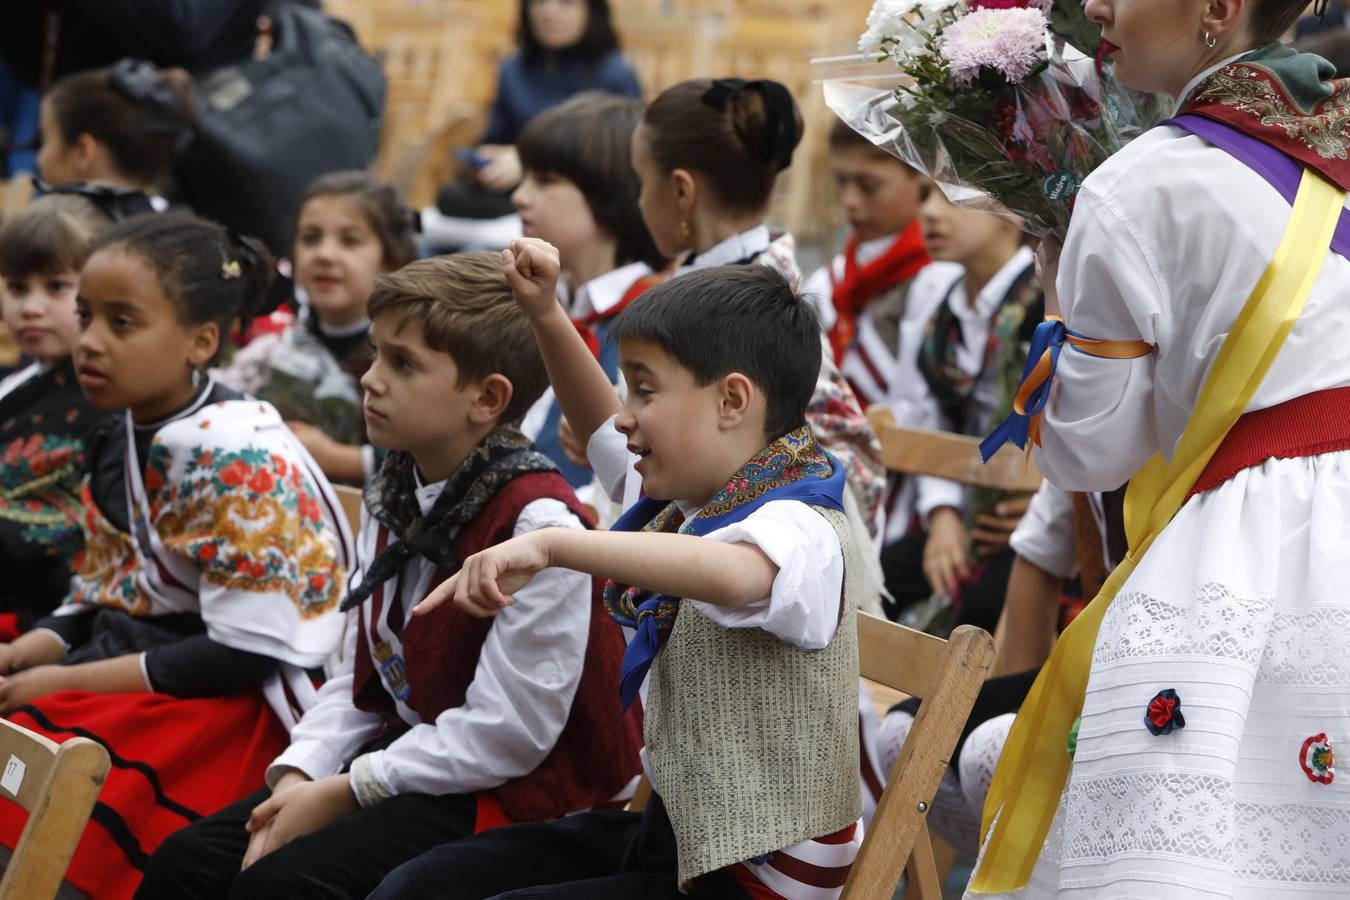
970,167,1346,893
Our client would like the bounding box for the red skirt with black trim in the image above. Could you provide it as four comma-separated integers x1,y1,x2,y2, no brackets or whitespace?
0,690,287,900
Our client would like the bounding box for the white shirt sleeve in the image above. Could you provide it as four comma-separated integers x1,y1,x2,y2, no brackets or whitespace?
355,498,592,799
267,614,384,785
587,414,639,507
1036,186,1161,491
688,500,844,650
801,260,839,334
1007,480,1078,579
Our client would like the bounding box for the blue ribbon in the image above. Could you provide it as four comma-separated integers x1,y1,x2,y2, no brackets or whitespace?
979,318,1069,462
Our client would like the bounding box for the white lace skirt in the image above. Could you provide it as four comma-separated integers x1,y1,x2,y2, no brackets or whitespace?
968,451,1350,898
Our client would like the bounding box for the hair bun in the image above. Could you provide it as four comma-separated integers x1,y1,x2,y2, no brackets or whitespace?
224,230,279,321
702,78,802,172
106,59,195,151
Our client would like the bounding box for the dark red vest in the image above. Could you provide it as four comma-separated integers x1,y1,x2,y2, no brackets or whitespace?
351,472,644,822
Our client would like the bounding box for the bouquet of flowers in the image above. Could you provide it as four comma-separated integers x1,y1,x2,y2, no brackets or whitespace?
822,0,1169,239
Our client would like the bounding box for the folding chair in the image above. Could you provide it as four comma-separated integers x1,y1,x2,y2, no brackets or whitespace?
846,614,993,900
0,718,110,900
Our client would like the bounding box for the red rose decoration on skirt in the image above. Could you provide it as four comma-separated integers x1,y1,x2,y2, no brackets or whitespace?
1144,688,1186,736
1300,733,1335,785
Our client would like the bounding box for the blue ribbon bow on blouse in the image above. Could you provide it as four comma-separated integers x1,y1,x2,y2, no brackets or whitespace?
980,316,1152,462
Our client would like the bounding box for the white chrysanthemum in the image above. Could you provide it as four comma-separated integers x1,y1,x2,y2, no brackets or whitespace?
859,0,966,64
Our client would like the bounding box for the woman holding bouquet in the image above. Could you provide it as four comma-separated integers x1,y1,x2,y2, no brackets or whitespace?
969,0,1350,896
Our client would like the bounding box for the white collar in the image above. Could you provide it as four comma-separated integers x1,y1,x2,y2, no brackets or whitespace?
1173,50,1252,114
951,245,1035,324
568,261,654,319
680,225,771,273
854,232,901,268
412,465,448,516
316,315,372,339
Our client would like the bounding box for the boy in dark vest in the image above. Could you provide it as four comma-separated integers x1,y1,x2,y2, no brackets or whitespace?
135,252,643,900
370,242,864,900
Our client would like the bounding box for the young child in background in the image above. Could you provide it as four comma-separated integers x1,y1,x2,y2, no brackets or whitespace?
803,119,956,553
0,212,351,900
372,245,863,900
510,91,668,489
137,252,642,900
0,194,116,629
37,58,194,203
598,76,884,540
803,119,931,403
218,171,419,485
880,184,1040,634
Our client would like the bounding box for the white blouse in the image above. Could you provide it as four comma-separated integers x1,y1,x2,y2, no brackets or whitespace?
1039,119,1350,492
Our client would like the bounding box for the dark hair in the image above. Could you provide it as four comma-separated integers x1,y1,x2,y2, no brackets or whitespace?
640,78,803,215
88,213,276,363
517,93,668,271
297,171,419,270
45,60,196,188
1250,0,1313,43
518,0,620,64
0,194,115,279
366,252,547,424
608,264,820,439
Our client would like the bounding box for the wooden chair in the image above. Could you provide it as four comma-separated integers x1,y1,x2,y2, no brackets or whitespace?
867,406,1043,494
0,719,109,899
847,615,993,900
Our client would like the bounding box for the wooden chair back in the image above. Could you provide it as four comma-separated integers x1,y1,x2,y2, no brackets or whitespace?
846,615,993,900
0,719,109,899
868,406,1043,493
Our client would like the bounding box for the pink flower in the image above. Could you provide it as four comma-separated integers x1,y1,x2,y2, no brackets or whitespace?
938,7,1049,85
970,0,1051,10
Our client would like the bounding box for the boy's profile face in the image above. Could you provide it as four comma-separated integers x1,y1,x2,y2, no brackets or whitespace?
830,146,921,243
361,313,484,475
917,180,1022,267
616,337,729,504
512,170,606,278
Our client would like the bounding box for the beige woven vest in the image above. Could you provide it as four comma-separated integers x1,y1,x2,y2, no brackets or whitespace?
645,504,863,884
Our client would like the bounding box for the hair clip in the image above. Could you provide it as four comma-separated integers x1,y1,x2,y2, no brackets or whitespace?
221,260,242,280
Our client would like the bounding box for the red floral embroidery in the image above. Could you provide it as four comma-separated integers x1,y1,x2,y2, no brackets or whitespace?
219,460,249,487
248,468,275,495
1300,733,1335,785
198,542,218,562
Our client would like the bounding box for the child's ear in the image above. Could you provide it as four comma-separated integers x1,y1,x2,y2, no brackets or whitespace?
470,373,515,425
186,321,220,372
73,133,103,179
716,372,755,430
671,168,697,215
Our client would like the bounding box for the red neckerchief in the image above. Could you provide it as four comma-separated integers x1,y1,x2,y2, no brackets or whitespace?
571,272,667,360
827,220,930,361
1179,48,1350,191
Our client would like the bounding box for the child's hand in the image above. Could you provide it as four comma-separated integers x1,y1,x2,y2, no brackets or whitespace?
414,531,554,618
923,506,971,598
242,774,356,869
0,665,74,713
971,496,1031,554
557,415,592,470
501,238,562,319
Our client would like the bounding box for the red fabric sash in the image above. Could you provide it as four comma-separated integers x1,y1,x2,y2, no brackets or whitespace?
828,221,930,361
572,272,666,360
1188,386,1350,498
0,690,286,900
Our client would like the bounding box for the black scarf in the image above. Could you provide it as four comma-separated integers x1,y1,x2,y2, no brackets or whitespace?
342,427,558,610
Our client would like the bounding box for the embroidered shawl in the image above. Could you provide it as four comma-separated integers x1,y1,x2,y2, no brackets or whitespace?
344,427,558,610
65,399,351,668
1179,43,1350,190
